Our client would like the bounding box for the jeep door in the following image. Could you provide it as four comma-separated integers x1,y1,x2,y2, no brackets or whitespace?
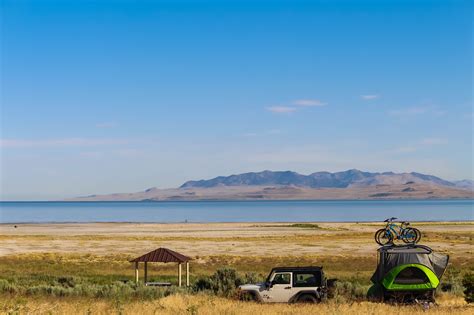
264,272,293,302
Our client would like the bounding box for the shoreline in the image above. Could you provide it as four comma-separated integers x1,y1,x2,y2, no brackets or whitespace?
2,197,474,202
1,220,474,225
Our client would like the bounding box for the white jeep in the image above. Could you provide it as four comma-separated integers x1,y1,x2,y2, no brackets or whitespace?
238,266,328,303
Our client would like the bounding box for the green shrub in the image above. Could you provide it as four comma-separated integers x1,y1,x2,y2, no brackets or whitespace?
462,273,474,303
333,280,369,303
241,272,262,284
193,267,242,297
0,279,18,294
212,267,243,297
441,268,464,296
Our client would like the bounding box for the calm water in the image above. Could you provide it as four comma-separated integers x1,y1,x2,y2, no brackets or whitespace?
0,200,472,223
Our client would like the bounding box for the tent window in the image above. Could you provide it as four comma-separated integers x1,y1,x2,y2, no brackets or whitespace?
394,267,430,284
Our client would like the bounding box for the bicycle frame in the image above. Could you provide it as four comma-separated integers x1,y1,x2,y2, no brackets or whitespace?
386,223,401,239
385,221,409,240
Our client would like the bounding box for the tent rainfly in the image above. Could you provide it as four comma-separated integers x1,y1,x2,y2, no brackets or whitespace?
368,244,449,303
130,247,192,287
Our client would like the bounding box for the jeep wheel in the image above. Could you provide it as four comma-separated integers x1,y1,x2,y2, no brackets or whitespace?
239,291,257,302
296,294,318,303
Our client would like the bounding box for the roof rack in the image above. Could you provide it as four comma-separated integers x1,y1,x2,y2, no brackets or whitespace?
377,244,432,254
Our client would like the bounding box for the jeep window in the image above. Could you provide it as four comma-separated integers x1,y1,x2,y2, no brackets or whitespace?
272,273,291,285
293,272,321,287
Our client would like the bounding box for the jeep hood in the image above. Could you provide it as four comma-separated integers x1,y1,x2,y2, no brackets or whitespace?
239,283,264,291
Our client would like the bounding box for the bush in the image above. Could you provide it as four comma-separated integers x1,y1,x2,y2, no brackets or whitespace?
441,268,464,296
332,280,369,303
462,273,474,303
193,267,243,297
241,272,262,285
0,279,18,294
1,276,185,300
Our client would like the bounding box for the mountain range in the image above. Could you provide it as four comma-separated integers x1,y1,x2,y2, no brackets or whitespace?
180,169,462,189
68,169,473,201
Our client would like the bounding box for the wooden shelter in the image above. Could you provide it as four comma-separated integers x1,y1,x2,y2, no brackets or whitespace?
130,247,192,287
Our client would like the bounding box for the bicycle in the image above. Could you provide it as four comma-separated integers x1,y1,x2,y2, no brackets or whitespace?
374,217,421,246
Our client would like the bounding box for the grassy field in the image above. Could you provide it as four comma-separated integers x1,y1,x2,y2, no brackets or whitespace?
0,222,472,314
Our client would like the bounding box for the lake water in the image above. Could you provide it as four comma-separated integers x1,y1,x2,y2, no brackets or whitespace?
0,200,472,223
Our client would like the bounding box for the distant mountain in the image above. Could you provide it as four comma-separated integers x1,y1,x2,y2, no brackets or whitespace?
180,169,457,189
67,169,474,201
453,179,474,190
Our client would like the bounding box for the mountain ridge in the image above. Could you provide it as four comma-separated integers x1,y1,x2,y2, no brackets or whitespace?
180,169,459,189
67,169,473,201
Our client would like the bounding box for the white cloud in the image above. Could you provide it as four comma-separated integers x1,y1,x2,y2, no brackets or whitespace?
266,106,297,113
361,94,379,100
0,138,130,148
292,99,327,107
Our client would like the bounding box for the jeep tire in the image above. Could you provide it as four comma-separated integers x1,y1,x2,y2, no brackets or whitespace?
239,291,258,302
296,294,318,303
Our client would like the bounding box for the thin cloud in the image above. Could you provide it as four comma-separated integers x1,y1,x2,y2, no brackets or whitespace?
393,146,417,154
242,132,258,137
388,107,427,116
361,94,379,100
420,138,448,145
0,138,130,148
389,106,447,117
265,129,282,135
266,106,297,113
96,122,118,128
292,99,327,107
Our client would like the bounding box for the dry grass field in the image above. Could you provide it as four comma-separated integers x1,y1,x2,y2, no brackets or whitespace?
0,222,472,314
1,294,472,315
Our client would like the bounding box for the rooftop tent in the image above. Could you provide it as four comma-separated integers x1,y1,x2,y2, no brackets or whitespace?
371,245,449,291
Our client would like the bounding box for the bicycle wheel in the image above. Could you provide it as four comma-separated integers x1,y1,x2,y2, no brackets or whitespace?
402,228,417,243
413,228,422,243
375,229,393,246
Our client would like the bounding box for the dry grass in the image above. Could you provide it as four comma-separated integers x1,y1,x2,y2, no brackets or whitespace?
0,222,472,314
1,294,472,315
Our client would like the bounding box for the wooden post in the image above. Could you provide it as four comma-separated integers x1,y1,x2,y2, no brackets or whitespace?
134,262,139,283
178,263,182,287
144,261,148,284
186,262,190,287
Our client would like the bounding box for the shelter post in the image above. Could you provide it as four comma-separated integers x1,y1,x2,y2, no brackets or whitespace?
144,261,148,283
186,262,190,287
134,261,139,283
178,263,182,287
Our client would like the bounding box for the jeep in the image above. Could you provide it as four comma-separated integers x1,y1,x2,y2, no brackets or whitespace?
238,266,328,303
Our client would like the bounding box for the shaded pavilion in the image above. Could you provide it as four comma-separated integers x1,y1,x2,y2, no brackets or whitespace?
130,247,191,287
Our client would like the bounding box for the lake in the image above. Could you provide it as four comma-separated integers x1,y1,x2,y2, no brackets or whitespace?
0,199,472,223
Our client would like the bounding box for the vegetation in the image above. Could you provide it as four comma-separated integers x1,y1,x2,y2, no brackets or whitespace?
462,273,474,303
0,221,472,313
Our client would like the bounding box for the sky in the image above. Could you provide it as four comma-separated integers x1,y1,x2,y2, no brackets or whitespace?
0,0,472,200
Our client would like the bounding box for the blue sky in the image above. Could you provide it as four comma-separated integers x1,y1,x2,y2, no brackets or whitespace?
1,0,472,200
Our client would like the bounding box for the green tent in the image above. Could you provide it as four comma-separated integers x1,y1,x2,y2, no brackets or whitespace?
368,245,449,302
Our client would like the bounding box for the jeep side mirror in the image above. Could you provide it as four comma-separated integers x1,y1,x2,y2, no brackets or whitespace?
267,280,274,288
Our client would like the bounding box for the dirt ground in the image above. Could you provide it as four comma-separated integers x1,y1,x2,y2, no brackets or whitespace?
0,222,472,259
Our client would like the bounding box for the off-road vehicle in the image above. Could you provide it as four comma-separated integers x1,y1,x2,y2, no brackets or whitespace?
238,266,328,303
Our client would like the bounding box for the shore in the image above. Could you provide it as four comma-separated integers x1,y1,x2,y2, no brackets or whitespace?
1,221,472,258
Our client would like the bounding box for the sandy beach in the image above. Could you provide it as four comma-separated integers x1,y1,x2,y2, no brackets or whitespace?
1,221,472,259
